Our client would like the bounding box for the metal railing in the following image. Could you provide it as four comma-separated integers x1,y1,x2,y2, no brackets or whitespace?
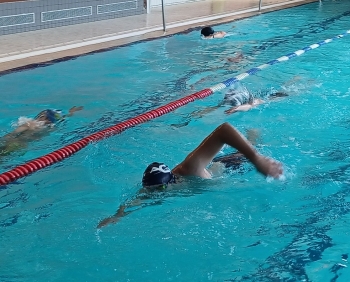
157,0,314,32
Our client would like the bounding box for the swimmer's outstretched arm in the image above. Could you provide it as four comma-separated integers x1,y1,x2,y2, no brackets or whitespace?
226,52,244,63
62,106,84,119
97,193,163,228
191,105,221,118
214,31,226,38
172,122,282,179
224,104,254,114
225,99,265,115
172,105,223,128
97,204,130,228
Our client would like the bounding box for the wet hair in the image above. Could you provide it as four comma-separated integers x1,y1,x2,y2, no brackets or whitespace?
201,26,215,37
142,162,176,189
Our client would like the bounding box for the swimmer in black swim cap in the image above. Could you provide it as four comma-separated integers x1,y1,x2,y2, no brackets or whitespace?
142,162,176,190
97,122,284,228
201,26,226,39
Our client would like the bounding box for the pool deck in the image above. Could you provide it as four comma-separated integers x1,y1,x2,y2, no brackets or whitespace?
0,0,317,73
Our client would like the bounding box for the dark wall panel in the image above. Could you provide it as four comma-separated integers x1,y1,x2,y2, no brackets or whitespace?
0,0,145,35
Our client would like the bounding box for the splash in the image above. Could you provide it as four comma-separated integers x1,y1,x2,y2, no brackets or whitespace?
12,116,47,129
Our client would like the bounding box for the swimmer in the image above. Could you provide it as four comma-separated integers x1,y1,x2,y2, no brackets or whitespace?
0,106,83,157
224,88,288,114
224,75,312,114
212,83,288,116
201,26,226,39
172,83,287,128
97,122,283,228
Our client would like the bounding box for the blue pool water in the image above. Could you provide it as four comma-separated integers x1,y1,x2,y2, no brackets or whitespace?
2,0,350,281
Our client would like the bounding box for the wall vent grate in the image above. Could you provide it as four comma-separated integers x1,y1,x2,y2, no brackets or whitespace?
0,13,35,28
41,6,92,22
97,1,137,14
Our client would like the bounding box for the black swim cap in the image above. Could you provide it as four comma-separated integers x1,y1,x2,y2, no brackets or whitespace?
35,109,62,124
201,26,215,37
142,162,175,188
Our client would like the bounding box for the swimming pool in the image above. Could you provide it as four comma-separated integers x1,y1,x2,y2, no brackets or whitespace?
1,0,350,280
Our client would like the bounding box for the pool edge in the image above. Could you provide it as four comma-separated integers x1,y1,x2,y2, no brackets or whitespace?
0,0,318,75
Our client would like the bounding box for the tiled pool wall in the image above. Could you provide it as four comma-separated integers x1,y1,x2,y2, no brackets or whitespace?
0,0,145,36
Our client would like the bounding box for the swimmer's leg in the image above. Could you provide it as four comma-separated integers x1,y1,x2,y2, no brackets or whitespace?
0,141,27,157
171,105,221,128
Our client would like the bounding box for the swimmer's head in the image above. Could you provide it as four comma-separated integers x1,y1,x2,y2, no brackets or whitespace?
223,84,252,106
35,109,62,124
224,89,238,100
142,162,176,190
201,26,215,37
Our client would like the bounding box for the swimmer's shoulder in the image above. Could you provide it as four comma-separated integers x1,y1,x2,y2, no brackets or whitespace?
213,31,226,38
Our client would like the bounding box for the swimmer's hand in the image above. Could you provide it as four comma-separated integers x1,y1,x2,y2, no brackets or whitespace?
251,154,283,179
225,106,239,114
226,52,243,63
225,104,253,114
97,205,128,228
97,216,121,228
68,106,84,116
252,99,264,106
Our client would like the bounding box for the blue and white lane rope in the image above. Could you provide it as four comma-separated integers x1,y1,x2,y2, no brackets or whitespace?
208,30,350,93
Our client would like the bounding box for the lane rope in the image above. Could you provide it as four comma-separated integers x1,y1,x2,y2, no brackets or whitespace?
1,29,349,186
